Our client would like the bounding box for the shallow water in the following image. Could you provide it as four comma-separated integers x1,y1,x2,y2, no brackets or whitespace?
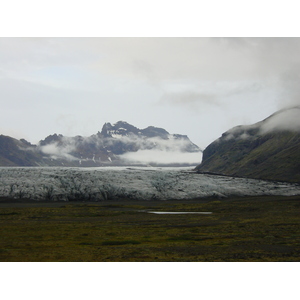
142,211,212,215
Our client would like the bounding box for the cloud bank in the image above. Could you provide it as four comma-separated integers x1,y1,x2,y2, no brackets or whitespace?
119,150,202,165
260,106,300,134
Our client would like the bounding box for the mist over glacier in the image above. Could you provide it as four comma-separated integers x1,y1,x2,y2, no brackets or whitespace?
118,150,202,165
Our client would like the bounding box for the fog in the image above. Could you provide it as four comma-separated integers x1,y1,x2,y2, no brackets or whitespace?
119,150,202,165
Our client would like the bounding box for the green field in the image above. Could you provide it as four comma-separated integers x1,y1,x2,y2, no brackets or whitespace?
1,196,300,261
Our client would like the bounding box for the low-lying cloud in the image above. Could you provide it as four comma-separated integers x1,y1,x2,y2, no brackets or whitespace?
260,106,300,134
219,106,300,142
118,149,202,165
39,142,78,161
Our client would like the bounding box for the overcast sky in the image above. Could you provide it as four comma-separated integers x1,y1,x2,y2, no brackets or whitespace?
1,37,300,149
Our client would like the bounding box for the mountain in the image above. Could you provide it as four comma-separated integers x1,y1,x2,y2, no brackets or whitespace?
0,135,41,166
0,121,201,167
195,106,300,183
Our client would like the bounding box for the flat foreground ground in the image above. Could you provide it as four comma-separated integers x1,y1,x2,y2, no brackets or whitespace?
0,196,300,261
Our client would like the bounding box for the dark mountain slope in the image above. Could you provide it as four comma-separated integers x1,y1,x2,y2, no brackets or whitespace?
195,107,300,183
0,135,41,166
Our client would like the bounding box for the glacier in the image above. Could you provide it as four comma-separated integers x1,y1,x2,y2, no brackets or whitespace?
0,167,300,201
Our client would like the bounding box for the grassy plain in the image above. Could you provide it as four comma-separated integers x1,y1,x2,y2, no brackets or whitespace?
0,195,300,262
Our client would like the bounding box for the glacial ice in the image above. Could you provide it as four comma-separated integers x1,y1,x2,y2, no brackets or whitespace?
0,166,300,201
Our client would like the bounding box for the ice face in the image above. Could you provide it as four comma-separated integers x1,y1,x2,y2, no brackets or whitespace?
0,167,300,201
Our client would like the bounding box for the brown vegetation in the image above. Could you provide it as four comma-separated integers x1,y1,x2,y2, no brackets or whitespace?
0,196,300,261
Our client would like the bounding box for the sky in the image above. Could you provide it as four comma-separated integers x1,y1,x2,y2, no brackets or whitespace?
1,37,300,149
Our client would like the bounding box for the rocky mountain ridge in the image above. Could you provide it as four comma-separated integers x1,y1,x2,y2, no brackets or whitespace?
0,121,201,167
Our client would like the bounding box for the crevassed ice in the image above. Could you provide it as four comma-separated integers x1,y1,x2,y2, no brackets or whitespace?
0,167,300,201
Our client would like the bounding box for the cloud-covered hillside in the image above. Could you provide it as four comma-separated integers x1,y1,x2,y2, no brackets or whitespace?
196,106,300,183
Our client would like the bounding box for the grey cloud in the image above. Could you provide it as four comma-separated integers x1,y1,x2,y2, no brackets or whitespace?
3,37,300,94
160,81,265,109
3,37,300,82
132,59,160,87
161,91,219,109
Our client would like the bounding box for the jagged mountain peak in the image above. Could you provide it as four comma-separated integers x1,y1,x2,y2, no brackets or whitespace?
113,120,131,127
0,121,201,167
100,121,172,139
39,133,64,145
101,121,140,137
